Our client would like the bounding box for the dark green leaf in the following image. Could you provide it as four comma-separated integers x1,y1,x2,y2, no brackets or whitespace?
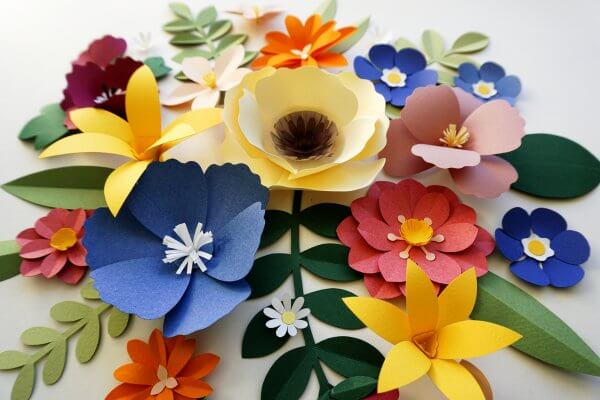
169,2,194,20
172,48,212,63
195,6,217,27
163,19,196,33
18,104,69,150
12,362,35,400
247,254,294,299
242,51,259,66
448,32,489,54
43,338,66,385
304,289,364,330
0,240,21,282
50,301,92,322
216,34,248,54
315,336,384,378
76,314,100,363
330,17,370,53
207,20,233,41
315,0,337,22
261,347,314,400
259,210,293,248
144,57,171,79
242,307,290,358
299,203,350,238
107,308,130,338
21,327,59,346
301,244,361,282
170,32,206,46
0,351,29,370
331,376,377,400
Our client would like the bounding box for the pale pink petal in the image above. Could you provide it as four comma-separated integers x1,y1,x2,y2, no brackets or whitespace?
348,240,383,274
411,144,480,169
47,209,69,224
57,265,87,285
162,83,204,106
20,239,53,259
367,181,396,199
472,226,495,256
357,218,395,251
413,192,450,229
20,259,42,277
40,252,68,278
337,216,361,247
378,250,408,282
218,68,251,91
364,274,403,299
214,45,245,79
34,218,56,238
16,228,41,246
453,87,483,124
65,209,86,232
350,196,381,223
410,249,462,284
182,57,213,84
67,243,87,266
429,223,478,253
380,119,432,177
450,155,518,198
191,89,220,110
450,247,488,276
378,179,427,226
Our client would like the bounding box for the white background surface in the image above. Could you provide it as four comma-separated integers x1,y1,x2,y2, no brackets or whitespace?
1,0,599,399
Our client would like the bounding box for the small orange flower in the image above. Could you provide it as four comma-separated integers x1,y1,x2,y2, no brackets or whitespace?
106,329,219,400
252,14,356,69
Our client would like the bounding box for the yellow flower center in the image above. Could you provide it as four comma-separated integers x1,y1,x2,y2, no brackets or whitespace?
440,124,470,148
203,71,217,89
50,228,78,251
387,72,403,85
400,219,434,246
527,239,546,256
252,5,261,19
413,331,439,359
476,84,491,95
281,311,296,325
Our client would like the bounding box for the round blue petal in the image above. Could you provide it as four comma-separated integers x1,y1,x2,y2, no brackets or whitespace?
457,63,480,84
495,228,524,261
354,56,382,80
91,257,191,319
530,208,567,239
374,82,392,102
395,48,427,75
496,75,522,98
454,77,474,93
543,258,585,288
163,274,250,336
479,62,506,82
501,207,531,240
510,258,550,286
406,69,437,89
368,44,396,69
390,87,414,107
551,230,591,265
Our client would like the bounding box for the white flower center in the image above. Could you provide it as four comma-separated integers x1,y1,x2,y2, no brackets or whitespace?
472,80,497,99
291,44,312,60
381,67,407,87
94,88,125,104
150,365,178,395
162,222,213,275
522,234,554,262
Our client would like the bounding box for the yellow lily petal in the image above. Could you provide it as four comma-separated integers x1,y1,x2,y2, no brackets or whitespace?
406,259,438,336
147,123,196,151
343,297,410,344
69,108,134,143
428,359,485,400
162,108,223,137
40,133,134,159
104,160,152,216
460,360,494,400
378,341,431,393
126,65,162,151
436,268,477,330
436,320,522,360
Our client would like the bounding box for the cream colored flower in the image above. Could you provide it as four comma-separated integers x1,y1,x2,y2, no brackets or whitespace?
227,3,283,23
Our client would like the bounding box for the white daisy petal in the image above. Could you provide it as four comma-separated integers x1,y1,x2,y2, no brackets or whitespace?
272,297,285,313
291,297,304,312
294,319,308,329
214,45,245,79
276,324,287,337
162,83,204,106
182,57,213,84
266,318,283,328
296,308,311,319
282,294,292,311
191,89,220,109
263,307,281,319
287,325,298,337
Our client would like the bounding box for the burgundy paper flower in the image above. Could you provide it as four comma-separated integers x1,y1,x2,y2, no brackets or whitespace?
73,35,127,68
17,209,90,285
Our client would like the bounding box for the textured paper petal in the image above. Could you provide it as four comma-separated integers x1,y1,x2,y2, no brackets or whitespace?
20,259,42,276
436,268,477,329
350,196,381,223
357,218,395,251
343,297,410,344
126,66,162,150
70,108,134,143
450,155,518,198
380,119,432,177
17,228,42,246
174,377,213,398
40,133,134,159
67,243,87,266
105,160,151,216
162,83,204,106
428,359,485,400
495,229,524,261
431,223,478,253
378,249,408,282
378,341,431,392
214,45,244,80
182,57,213,84
349,239,383,273
406,260,438,334
412,144,481,169
453,87,483,124
444,204,476,225
127,339,159,368
472,227,495,256
114,363,157,385
551,230,591,265
364,274,403,299
413,192,450,229
19,239,53,259
410,250,462,285
543,258,585,288
40,251,67,277
167,337,195,376
378,179,427,227
179,353,220,379
191,90,221,110
451,247,489,276
501,207,531,240
510,259,550,286
530,208,567,239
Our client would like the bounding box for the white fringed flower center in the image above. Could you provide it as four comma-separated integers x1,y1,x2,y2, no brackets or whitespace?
162,222,213,275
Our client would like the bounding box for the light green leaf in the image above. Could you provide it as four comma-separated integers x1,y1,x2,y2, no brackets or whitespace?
421,30,445,61
43,338,66,385
108,308,130,338
170,32,206,46
174,71,191,81
163,19,196,33
172,48,212,63
11,362,34,400
0,351,29,370
393,37,417,51
144,57,171,80
385,104,402,119
315,0,337,22
195,6,218,27
76,314,100,363
216,34,248,55
315,336,384,378
448,32,489,54
330,17,370,54
207,20,233,41
437,67,457,85
50,301,92,322
261,347,314,400
299,203,350,239
21,327,59,346
80,280,100,300
169,2,194,21
247,254,294,299
242,51,259,66
301,244,361,282
0,240,21,282
18,103,69,150
438,53,474,70
304,289,364,330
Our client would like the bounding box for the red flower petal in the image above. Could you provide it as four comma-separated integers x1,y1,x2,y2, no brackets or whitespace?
364,274,403,299
410,250,461,284
363,389,399,400
57,265,87,285
337,216,361,247
65,209,87,232
35,218,58,239
20,259,42,276
348,238,382,274
351,196,381,223
451,247,489,276
40,252,68,278
367,181,396,200
444,204,476,226
16,228,41,246
357,218,395,251
427,185,460,208
19,239,53,259
378,250,408,282
67,242,88,266
472,226,495,256
378,179,427,226
413,192,450,229
430,223,478,253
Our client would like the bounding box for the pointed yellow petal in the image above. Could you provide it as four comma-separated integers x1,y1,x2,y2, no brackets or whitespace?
343,297,410,344
40,133,134,159
126,65,162,151
406,259,438,335
460,360,493,400
436,320,522,360
147,123,195,151
428,359,485,400
104,160,152,216
378,341,431,392
437,268,477,330
162,108,223,136
69,108,134,143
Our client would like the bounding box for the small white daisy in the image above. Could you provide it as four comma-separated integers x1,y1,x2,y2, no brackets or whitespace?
263,294,310,337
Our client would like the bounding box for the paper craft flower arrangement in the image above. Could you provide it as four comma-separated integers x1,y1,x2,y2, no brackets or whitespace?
455,62,522,105
263,294,310,337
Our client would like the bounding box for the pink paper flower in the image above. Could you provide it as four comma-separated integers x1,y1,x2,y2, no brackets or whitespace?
337,179,494,299
379,86,525,198
17,209,90,285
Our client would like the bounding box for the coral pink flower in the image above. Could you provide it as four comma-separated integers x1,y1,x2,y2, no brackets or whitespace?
379,86,525,198
337,179,494,298
17,209,89,284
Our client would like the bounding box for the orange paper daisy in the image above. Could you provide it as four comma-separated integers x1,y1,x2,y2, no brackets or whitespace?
252,14,356,69
106,329,219,400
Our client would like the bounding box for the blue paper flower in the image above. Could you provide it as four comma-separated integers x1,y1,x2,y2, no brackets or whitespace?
354,44,437,107
495,207,590,288
83,160,268,336
454,62,522,105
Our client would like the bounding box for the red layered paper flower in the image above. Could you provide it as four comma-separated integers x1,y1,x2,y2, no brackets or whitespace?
337,179,494,298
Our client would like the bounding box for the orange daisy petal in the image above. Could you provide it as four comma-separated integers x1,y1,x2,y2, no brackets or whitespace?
251,55,271,69
312,29,341,53
265,32,295,51
149,329,167,366
305,14,323,37
114,363,157,385
105,383,150,400
165,336,178,354
267,53,301,67
314,52,349,67
179,354,220,379
156,389,174,400
167,337,196,377
311,20,336,42
285,15,306,48
127,340,158,368
174,378,213,398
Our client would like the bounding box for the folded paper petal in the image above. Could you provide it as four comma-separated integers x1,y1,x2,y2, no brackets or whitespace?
412,144,481,169
410,250,462,285
182,57,213,84
114,363,157,385
167,337,196,376
431,223,479,253
496,75,522,98
174,377,213,398
480,62,505,81
40,132,134,159
378,341,431,392
342,297,410,344
428,359,485,400
369,44,396,69
453,87,483,124
163,83,205,106
396,48,427,75
354,56,382,80
192,90,221,110
105,160,152,216
457,63,480,84
450,155,518,198
70,108,134,143
543,258,585,288
530,208,567,239
126,66,162,149
406,260,438,335
495,228,524,261
381,119,432,177
364,274,403,299
551,230,591,265
378,249,407,282
179,354,220,379
358,218,396,251
510,258,550,286
501,207,531,240
413,192,450,229
436,268,477,330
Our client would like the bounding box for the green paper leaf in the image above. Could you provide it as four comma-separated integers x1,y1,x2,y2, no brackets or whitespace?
170,32,206,46
448,32,489,54
174,71,191,81
247,254,294,299
2,166,112,209
0,351,29,370
437,67,457,86
43,338,66,385
21,327,59,346
163,19,196,33
301,244,361,282
330,376,377,400
169,2,194,21
242,307,290,358
195,6,217,27
500,133,600,198
261,347,313,400
393,37,417,51
12,362,34,400
304,289,364,330
299,203,350,239
76,314,100,363
242,51,259,66
172,48,212,63
207,20,233,41
385,104,402,119
107,308,130,338
330,17,370,54
259,210,293,249
0,240,21,282
473,272,600,376
216,34,248,55
50,301,92,322
315,336,384,378
80,280,100,300
438,53,474,70
144,57,171,79
315,0,337,22
18,104,69,150
421,30,445,61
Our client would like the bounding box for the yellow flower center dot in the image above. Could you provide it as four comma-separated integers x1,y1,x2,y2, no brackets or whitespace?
281,311,296,325
387,72,403,85
203,71,217,89
50,228,78,251
527,239,546,256
413,331,439,358
476,83,490,95
400,219,434,246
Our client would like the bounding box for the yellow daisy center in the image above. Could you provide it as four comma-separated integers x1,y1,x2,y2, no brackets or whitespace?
203,71,217,89
413,331,439,358
476,84,491,95
281,311,296,325
50,228,78,251
440,124,470,148
387,72,403,85
400,218,434,246
527,239,546,256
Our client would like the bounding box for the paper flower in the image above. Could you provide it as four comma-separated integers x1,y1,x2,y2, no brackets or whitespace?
163,45,251,109
84,160,268,336
106,329,219,400
72,35,127,68
344,261,522,398
130,32,154,53
227,3,283,23
221,66,389,192
379,85,525,198
17,208,89,285
337,179,494,299
42,65,223,215
252,14,356,69
263,294,310,337
354,44,437,107
495,207,591,288
455,62,522,105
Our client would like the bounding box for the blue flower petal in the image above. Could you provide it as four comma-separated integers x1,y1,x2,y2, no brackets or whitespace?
495,228,524,261
91,257,191,319
126,160,208,239
374,82,392,102
501,207,531,240
354,56,382,80
543,258,585,288
530,208,567,239
454,77,474,93
551,230,591,265
479,62,506,82
496,75,521,98
368,44,396,69
206,203,265,282
406,69,437,89
163,274,250,336
457,63,480,83
510,258,550,286
390,87,414,107
395,48,427,75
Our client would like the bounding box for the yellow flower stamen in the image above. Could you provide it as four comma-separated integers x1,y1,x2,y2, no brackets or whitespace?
527,240,546,256
203,71,217,89
440,124,470,148
281,311,296,325
401,219,434,246
50,228,78,251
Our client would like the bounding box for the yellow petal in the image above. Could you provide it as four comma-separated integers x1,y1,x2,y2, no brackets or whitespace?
147,123,196,151
437,268,477,330
460,360,494,400
69,108,134,143
126,65,162,152
428,358,485,400
353,119,388,160
406,259,438,335
162,108,223,137
436,320,522,360
40,133,134,159
378,341,431,392
343,297,410,344
104,160,152,216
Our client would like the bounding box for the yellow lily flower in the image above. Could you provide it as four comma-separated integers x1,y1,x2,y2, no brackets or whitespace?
344,261,522,400
40,65,223,215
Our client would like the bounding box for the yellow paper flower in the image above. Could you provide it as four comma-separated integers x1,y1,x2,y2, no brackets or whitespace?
220,66,388,191
40,66,223,215
344,261,522,399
